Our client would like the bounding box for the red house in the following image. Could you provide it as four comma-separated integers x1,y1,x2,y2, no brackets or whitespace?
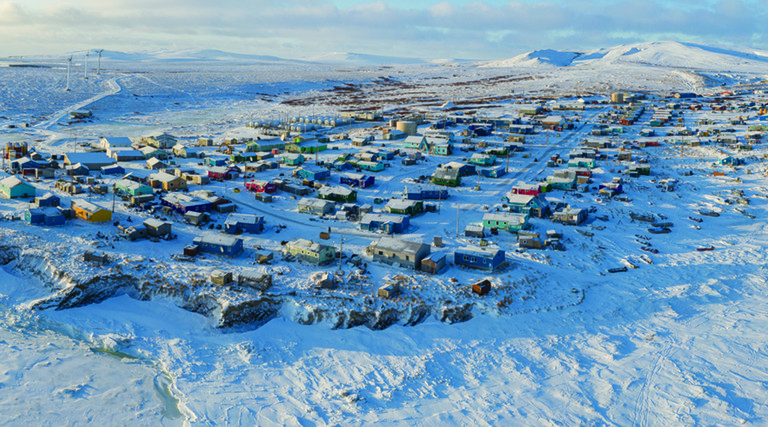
245,179,277,193
511,183,543,196
208,167,239,180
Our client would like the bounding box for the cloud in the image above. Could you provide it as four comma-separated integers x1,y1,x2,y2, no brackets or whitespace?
0,0,765,59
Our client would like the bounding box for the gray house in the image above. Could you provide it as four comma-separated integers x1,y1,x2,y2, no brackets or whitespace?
368,237,431,270
298,198,335,216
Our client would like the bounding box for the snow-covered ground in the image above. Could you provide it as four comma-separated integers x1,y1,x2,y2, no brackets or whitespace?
2,42,768,424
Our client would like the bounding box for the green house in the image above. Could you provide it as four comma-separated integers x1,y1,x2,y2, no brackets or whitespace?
230,152,262,163
567,158,595,168
114,178,154,197
482,212,528,232
431,167,461,187
0,176,35,199
281,153,305,166
355,161,385,172
246,140,286,152
469,153,496,166
287,141,327,154
286,238,336,265
385,199,424,216
318,185,357,203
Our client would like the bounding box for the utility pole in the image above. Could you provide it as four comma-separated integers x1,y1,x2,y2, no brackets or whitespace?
456,203,460,235
84,50,89,80
337,230,344,284
95,49,104,75
65,56,72,91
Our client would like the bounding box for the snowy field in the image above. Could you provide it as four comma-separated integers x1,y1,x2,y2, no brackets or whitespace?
1,41,768,425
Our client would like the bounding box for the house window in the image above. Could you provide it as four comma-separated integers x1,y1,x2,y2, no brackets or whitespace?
405,255,410,261
463,255,469,261
378,251,383,255
471,257,477,263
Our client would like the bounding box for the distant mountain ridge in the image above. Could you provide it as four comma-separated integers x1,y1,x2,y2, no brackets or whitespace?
482,41,768,71
3,49,469,66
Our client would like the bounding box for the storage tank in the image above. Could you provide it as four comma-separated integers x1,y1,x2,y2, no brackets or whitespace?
396,121,417,136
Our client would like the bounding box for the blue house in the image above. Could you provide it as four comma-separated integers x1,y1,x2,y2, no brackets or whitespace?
24,208,65,226
479,166,507,178
161,193,212,214
340,173,375,189
405,188,449,200
204,157,228,167
454,246,506,271
359,213,410,234
295,167,330,181
333,160,354,171
193,235,244,257
35,193,60,208
100,164,126,175
224,213,264,234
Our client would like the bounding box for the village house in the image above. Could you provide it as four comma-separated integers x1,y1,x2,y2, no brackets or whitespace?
204,157,228,167
469,153,496,167
286,140,327,154
511,182,549,196
505,193,550,218
72,200,112,222
368,237,431,270
353,160,385,172
443,161,476,176
454,246,506,271
111,150,146,162
35,193,60,208
99,137,134,151
101,164,126,175
553,207,587,225
146,157,167,170
172,144,206,159
295,166,330,181
224,213,264,234
143,218,172,237
298,198,335,216
421,252,447,274
285,238,336,265
482,212,529,232
431,166,461,187
208,166,239,180
193,234,243,257
141,147,169,161
281,153,305,166
339,173,374,189
144,133,177,149
318,186,357,203
185,211,210,226
245,179,277,193
120,224,148,241
385,199,424,216
115,179,153,197
64,163,90,176
24,207,65,226
0,176,35,199
63,152,115,170
478,166,507,178
359,213,410,234
161,193,212,214
148,171,187,191
404,187,449,200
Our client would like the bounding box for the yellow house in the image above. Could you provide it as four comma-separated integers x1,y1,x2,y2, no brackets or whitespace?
72,200,112,222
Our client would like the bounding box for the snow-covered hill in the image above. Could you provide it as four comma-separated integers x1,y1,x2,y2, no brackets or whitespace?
483,40,768,71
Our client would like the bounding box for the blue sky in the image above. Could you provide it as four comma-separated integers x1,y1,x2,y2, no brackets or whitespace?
1,0,765,60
